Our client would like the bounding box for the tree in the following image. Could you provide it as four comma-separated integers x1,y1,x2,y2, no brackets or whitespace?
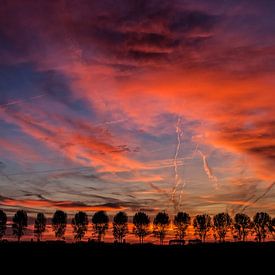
173,212,191,240
34,213,47,241
234,213,251,241
213,213,232,242
252,212,271,242
0,210,7,240
133,212,150,244
269,217,275,240
153,212,170,245
92,211,109,242
52,210,67,240
193,214,211,242
72,211,89,241
113,211,128,243
12,210,28,241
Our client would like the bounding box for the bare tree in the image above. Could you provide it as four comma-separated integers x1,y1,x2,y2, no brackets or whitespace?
92,211,109,242
12,210,28,241
173,212,190,240
252,212,271,242
0,210,7,240
193,214,211,242
34,213,47,241
133,212,150,244
234,213,251,241
52,210,67,240
213,213,232,242
113,211,128,243
72,211,89,241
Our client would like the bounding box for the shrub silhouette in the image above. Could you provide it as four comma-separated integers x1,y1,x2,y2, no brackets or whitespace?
0,210,7,240
34,213,47,241
92,211,109,242
72,211,89,241
12,210,28,241
133,212,150,244
113,211,128,243
52,210,67,240
193,214,211,242
234,213,251,241
173,212,190,240
153,212,170,245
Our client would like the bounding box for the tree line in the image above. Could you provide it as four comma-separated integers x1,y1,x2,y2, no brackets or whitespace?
0,209,274,244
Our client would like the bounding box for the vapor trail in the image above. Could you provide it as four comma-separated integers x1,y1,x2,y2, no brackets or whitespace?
104,119,128,125
171,117,184,211
198,150,218,189
0,94,46,109
242,182,275,212
191,143,199,158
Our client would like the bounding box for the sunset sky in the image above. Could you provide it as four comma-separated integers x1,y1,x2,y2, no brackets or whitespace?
0,0,275,221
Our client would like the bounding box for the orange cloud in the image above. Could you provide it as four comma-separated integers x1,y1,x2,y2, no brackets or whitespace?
0,197,125,212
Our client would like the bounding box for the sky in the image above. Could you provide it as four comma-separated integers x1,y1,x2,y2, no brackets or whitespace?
0,0,275,221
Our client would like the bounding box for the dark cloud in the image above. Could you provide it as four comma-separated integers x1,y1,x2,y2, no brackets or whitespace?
126,50,168,62
248,146,275,161
77,2,218,65
22,192,47,200
0,0,220,69
110,145,130,153
126,32,180,49
168,10,218,32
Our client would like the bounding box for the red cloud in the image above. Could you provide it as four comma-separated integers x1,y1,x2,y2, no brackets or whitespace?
0,197,124,212
1,0,275,216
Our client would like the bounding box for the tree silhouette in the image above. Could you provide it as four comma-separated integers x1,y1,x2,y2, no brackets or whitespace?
133,212,150,244
92,211,109,242
213,213,232,242
173,212,190,240
72,211,89,241
0,210,7,240
113,211,128,243
193,214,211,242
270,217,275,240
52,210,67,240
12,210,28,241
252,212,271,242
34,213,47,241
153,212,170,245
234,213,251,241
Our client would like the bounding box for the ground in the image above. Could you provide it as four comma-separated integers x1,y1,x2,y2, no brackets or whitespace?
0,241,274,271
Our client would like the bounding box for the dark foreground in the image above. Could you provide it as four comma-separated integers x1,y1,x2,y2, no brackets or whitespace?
1,241,274,271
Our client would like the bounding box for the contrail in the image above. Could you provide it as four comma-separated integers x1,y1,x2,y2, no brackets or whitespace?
198,150,218,189
0,94,46,109
104,119,128,125
171,117,184,211
191,143,199,158
242,182,275,212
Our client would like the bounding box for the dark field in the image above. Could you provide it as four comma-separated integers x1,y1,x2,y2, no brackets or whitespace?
1,241,274,271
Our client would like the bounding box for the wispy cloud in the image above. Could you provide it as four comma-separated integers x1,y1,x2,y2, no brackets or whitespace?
0,0,275,214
